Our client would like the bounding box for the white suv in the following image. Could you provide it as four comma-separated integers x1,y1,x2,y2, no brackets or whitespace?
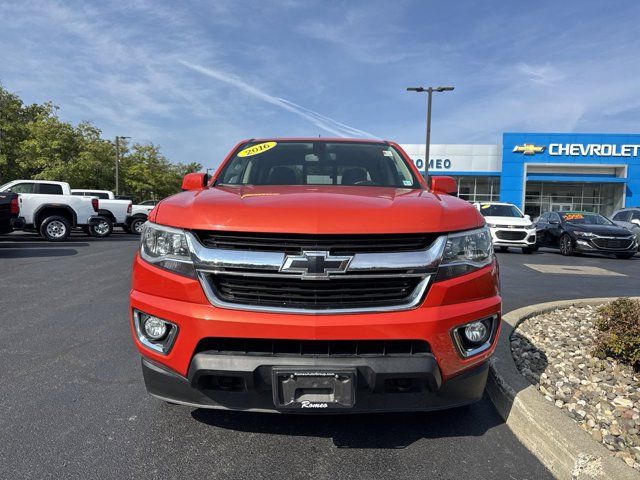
474,202,537,254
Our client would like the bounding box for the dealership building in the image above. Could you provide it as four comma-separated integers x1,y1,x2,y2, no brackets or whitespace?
401,132,640,217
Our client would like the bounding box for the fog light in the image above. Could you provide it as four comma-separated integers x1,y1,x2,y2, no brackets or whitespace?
453,315,497,358
464,321,489,344
133,310,178,355
144,316,168,340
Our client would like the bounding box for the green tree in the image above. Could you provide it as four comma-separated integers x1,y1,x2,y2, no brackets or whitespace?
119,143,201,201
0,83,202,200
0,85,49,181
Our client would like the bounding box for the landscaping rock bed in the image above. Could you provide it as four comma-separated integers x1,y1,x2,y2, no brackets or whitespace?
511,304,640,470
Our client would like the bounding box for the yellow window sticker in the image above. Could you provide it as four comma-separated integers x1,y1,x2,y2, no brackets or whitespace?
237,141,277,157
481,204,491,209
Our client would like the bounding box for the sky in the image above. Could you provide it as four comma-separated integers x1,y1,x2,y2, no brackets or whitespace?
2,0,640,171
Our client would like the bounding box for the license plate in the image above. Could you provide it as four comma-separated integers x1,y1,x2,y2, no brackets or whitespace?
272,368,356,410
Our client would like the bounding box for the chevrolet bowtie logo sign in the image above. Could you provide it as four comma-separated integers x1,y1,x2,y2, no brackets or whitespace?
280,251,352,279
513,144,545,155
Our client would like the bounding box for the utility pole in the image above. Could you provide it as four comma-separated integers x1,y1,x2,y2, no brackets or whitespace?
115,136,130,196
406,86,454,186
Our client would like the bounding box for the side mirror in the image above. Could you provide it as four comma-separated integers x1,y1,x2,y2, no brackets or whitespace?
181,173,210,191
525,214,531,221
430,176,457,195
632,219,640,227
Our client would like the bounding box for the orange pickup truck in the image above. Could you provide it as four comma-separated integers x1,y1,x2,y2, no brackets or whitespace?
129,138,501,412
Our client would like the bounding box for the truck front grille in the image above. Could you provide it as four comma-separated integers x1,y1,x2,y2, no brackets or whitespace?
190,231,445,313
207,274,424,310
193,231,438,254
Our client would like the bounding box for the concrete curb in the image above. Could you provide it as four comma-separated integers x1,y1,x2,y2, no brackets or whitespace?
487,297,640,480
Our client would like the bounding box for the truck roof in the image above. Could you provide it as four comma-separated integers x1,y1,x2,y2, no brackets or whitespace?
244,137,387,144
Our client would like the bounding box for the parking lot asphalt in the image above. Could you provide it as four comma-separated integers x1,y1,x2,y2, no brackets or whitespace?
1,233,637,480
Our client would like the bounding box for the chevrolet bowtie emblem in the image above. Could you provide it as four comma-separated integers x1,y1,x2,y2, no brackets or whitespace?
513,144,545,155
280,251,352,280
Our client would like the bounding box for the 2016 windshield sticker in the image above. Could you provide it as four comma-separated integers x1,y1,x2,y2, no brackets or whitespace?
563,213,584,221
403,179,412,186
237,141,277,157
382,150,393,157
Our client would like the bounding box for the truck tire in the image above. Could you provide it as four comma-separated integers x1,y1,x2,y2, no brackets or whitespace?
129,217,146,235
88,217,113,238
40,216,71,242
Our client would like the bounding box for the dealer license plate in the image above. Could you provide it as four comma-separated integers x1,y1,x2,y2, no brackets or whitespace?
272,368,356,410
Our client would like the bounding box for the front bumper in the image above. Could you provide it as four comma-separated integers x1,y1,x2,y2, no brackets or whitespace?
574,236,638,254
489,227,536,248
130,253,501,412
142,355,489,413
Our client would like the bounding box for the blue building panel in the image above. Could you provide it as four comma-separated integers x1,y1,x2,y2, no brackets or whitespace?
501,133,640,209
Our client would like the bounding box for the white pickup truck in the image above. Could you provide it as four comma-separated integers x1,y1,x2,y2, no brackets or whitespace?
0,180,101,241
125,199,158,234
71,189,132,236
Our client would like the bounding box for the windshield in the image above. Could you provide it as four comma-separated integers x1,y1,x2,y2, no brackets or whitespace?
561,212,612,225
479,204,523,218
216,141,420,188
561,212,613,225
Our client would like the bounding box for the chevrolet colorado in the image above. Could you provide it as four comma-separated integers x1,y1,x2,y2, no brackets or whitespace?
130,139,501,412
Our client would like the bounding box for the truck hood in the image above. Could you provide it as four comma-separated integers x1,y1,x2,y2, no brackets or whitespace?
483,216,532,227
153,185,484,234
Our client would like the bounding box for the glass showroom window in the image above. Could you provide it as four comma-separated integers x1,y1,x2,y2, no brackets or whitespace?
525,182,623,218
453,176,500,203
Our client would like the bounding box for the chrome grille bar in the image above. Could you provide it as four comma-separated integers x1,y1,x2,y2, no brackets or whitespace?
185,232,447,314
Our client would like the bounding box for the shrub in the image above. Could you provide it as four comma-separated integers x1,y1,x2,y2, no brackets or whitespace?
593,298,640,371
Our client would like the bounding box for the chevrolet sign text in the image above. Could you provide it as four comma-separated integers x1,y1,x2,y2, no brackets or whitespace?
549,144,640,157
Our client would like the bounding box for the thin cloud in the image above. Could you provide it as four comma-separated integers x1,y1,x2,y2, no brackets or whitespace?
180,60,376,138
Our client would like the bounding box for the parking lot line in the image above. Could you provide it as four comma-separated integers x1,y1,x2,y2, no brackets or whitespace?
523,264,627,276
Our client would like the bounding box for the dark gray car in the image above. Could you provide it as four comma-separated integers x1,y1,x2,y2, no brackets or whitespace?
611,208,640,251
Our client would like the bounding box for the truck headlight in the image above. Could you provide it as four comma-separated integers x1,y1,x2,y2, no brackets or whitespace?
437,226,494,280
140,222,195,277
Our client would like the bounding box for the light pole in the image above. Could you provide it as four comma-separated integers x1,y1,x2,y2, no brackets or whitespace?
115,136,131,196
406,86,454,185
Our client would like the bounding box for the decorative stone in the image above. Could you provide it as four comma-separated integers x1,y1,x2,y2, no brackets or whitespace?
510,304,640,471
